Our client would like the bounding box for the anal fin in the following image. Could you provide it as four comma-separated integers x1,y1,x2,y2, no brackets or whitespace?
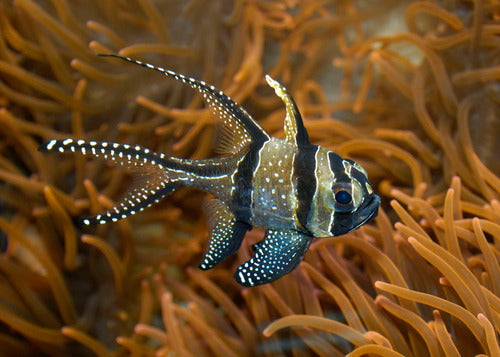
199,199,249,270
235,229,312,287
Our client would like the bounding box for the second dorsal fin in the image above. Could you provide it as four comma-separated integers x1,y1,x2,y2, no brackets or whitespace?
265,75,311,147
99,54,271,155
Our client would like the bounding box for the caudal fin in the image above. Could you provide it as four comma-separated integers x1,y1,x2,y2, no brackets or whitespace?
39,139,183,225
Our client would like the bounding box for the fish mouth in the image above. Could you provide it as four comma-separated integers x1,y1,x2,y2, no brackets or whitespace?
331,194,381,236
351,194,380,230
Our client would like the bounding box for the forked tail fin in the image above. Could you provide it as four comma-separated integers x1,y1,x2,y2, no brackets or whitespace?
39,139,183,225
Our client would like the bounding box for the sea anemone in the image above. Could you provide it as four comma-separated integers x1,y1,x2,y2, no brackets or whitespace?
0,0,499,356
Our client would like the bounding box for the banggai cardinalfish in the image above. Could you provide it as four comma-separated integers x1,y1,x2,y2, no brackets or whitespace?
39,54,380,287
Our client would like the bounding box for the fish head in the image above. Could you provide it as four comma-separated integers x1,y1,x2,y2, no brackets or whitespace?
306,149,380,237
327,154,380,236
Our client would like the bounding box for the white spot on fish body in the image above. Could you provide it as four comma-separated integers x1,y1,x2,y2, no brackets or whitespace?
46,140,56,150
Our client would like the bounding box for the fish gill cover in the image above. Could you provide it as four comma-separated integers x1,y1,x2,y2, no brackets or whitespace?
0,0,499,356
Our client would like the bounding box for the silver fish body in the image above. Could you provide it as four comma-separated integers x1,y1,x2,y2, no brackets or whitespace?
39,54,380,287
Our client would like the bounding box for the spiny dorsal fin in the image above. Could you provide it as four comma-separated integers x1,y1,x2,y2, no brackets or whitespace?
98,54,271,154
265,75,310,147
38,139,179,224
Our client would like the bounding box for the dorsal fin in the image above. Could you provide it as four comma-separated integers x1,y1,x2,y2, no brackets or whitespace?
98,54,270,154
265,75,311,146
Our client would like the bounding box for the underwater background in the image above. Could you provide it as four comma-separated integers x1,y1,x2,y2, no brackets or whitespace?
0,0,499,355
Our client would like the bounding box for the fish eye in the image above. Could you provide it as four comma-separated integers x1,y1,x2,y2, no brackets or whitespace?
335,190,352,205
332,183,353,211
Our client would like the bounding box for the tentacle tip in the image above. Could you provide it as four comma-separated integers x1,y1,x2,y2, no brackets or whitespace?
262,328,273,338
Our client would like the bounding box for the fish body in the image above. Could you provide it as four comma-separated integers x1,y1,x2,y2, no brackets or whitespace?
39,54,380,287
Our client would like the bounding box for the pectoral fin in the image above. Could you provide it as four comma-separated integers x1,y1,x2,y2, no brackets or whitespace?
235,229,312,287
199,199,250,270
265,75,310,146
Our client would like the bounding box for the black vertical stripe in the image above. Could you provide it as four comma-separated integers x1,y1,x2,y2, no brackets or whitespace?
328,152,350,182
289,100,311,146
294,145,318,232
328,153,352,235
232,143,264,223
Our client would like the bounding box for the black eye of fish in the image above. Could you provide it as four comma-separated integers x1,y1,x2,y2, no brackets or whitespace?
335,190,352,205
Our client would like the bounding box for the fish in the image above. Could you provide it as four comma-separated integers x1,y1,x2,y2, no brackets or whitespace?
39,54,380,287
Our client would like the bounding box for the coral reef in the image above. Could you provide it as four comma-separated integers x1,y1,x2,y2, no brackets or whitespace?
0,0,499,356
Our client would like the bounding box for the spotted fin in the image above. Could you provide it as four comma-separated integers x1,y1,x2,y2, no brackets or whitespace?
38,139,181,225
99,54,270,154
199,199,250,270
265,75,310,146
235,229,312,287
